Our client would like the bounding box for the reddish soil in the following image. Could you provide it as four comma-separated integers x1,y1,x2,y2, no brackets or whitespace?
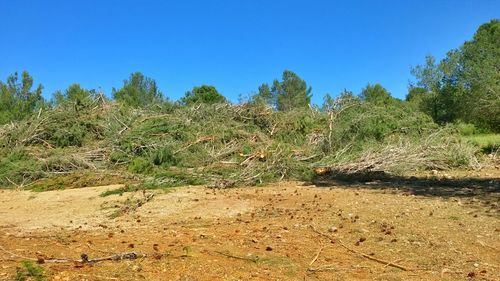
0,170,499,281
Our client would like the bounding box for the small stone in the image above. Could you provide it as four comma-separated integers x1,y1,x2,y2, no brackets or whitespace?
328,227,338,233
132,265,141,272
265,246,273,251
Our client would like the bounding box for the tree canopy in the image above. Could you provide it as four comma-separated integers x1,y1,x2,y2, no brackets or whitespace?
360,84,394,105
112,72,163,107
252,70,312,111
181,85,226,105
0,71,44,124
53,84,98,111
409,20,499,131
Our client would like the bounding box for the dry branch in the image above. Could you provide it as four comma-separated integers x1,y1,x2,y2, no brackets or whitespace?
309,246,324,266
309,225,413,271
213,250,259,263
0,245,160,264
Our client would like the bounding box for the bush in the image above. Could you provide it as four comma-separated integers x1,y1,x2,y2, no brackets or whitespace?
15,261,45,281
0,99,486,189
0,150,43,188
151,147,178,166
455,122,478,136
128,157,152,174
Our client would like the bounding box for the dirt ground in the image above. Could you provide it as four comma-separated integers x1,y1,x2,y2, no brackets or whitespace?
0,170,499,281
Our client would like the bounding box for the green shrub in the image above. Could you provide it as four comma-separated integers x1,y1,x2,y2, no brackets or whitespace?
15,261,45,281
110,151,130,164
128,157,152,174
0,150,43,188
151,147,178,166
455,122,478,136
0,99,486,190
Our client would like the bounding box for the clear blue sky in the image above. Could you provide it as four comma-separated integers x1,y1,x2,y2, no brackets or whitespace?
1,0,498,104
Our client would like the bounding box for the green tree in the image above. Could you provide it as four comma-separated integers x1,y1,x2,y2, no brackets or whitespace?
359,83,393,105
410,55,442,92
410,51,465,124
112,72,163,107
461,19,500,131
406,87,427,103
0,71,44,124
322,89,357,112
411,20,499,131
181,85,226,105
251,83,274,106
272,70,312,111
54,84,95,111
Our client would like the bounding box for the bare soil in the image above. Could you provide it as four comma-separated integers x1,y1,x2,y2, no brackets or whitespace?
0,170,499,281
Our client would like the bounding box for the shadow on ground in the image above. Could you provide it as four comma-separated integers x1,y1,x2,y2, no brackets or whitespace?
310,170,499,214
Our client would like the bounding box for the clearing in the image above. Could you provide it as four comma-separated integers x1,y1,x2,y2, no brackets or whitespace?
0,169,499,281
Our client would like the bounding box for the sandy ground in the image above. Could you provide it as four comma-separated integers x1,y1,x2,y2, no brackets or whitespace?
0,173,499,280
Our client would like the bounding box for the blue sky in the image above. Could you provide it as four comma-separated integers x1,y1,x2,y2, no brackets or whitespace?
1,0,498,104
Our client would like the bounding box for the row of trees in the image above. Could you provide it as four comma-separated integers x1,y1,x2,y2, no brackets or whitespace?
1,20,497,131
408,19,499,131
0,69,392,115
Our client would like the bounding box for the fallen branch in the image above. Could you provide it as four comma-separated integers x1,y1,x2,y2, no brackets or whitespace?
213,250,259,263
117,191,155,216
174,136,216,154
0,245,156,264
307,265,337,272
112,114,129,135
309,246,324,266
309,225,413,271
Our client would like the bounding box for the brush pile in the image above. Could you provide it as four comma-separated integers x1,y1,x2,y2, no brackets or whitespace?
0,100,484,189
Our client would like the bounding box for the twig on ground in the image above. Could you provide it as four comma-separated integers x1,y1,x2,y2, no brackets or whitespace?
213,250,259,263
309,225,413,271
307,265,337,272
476,240,499,251
0,245,155,264
309,246,324,266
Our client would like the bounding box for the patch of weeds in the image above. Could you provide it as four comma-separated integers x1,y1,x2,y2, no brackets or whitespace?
100,185,138,197
106,188,156,218
100,181,177,197
28,172,136,192
150,147,178,166
256,255,297,275
462,134,500,154
128,157,152,174
0,150,44,188
182,245,193,257
15,261,45,281
255,255,294,266
153,169,207,187
109,151,130,164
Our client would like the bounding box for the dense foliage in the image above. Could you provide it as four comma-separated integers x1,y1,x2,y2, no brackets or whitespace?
181,85,226,105
0,19,497,190
409,19,499,131
0,71,44,124
112,72,163,108
253,70,312,111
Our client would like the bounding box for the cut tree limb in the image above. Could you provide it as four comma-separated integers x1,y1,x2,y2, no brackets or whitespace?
0,245,156,264
213,250,259,263
309,225,413,271
309,246,324,266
